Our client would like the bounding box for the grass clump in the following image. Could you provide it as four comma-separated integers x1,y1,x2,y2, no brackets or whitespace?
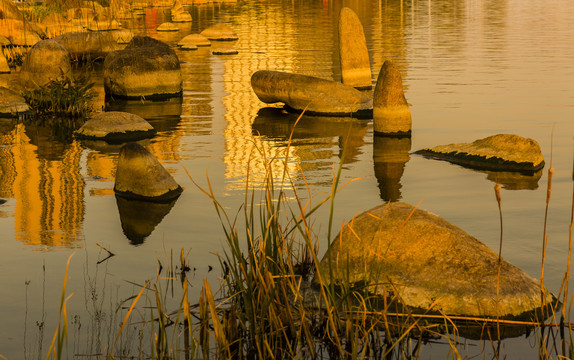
22,75,95,119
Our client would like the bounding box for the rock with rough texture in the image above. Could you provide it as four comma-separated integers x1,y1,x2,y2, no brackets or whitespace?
0,51,9,73
54,31,122,61
157,22,179,32
0,87,30,117
177,33,211,47
171,0,192,22
251,70,372,118
316,202,553,318
200,23,238,41
339,7,371,90
19,39,72,89
415,134,545,173
114,142,182,202
104,36,182,99
372,60,411,135
74,111,156,142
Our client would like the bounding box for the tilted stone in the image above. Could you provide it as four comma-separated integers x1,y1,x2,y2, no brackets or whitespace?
316,202,553,318
415,134,545,173
251,70,372,118
114,142,182,202
74,111,156,142
372,60,411,135
339,7,371,90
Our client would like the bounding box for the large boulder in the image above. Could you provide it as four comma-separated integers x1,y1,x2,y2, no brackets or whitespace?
0,87,30,117
200,23,238,41
114,142,182,202
74,111,156,142
19,39,72,89
415,134,545,174
251,70,372,118
316,202,553,318
104,36,182,99
338,7,371,90
372,60,411,136
54,31,122,61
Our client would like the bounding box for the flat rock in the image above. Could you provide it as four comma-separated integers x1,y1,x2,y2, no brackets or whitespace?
114,142,182,202
339,7,371,90
316,202,553,318
74,111,156,142
0,87,30,117
177,33,211,47
415,134,545,173
200,23,238,41
157,22,179,32
251,70,372,118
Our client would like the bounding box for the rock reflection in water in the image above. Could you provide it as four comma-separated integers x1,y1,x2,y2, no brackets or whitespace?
251,107,368,165
115,195,178,245
373,136,411,202
106,97,182,132
484,170,542,190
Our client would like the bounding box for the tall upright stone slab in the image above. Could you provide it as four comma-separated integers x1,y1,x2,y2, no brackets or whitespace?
373,60,411,136
338,7,372,90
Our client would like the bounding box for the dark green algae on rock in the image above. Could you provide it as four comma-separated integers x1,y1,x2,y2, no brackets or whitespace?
316,202,553,319
415,134,545,174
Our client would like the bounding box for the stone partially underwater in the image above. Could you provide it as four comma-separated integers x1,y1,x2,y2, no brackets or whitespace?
74,111,156,143
114,142,182,202
415,134,545,174
373,60,411,136
251,70,373,118
316,202,553,318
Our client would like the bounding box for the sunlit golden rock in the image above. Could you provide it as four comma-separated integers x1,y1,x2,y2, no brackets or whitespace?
251,70,372,118
157,22,180,32
74,111,156,143
0,19,42,46
0,52,9,73
200,23,238,41
338,7,371,90
19,39,72,90
116,196,178,245
373,60,411,136
54,31,121,61
373,136,410,202
0,87,29,116
317,202,553,318
171,0,192,22
114,142,182,202
415,134,545,173
104,36,182,99
177,33,211,47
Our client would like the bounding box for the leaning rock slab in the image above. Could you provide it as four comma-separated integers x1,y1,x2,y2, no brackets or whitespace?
54,31,122,61
104,36,182,99
316,202,552,318
200,23,238,41
251,70,372,118
74,111,156,143
339,7,371,90
373,60,411,136
0,87,30,117
415,134,545,173
114,142,182,202
19,39,73,89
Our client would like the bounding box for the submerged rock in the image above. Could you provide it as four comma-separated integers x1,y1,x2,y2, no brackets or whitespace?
19,39,73,89
200,23,238,41
104,36,182,99
114,142,182,202
54,31,122,61
372,60,411,136
316,202,553,318
338,7,371,90
251,70,373,118
74,111,156,143
177,33,211,47
415,134,545,173
0,87,30,117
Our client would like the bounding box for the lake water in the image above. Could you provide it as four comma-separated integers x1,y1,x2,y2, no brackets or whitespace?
1,0,574,358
